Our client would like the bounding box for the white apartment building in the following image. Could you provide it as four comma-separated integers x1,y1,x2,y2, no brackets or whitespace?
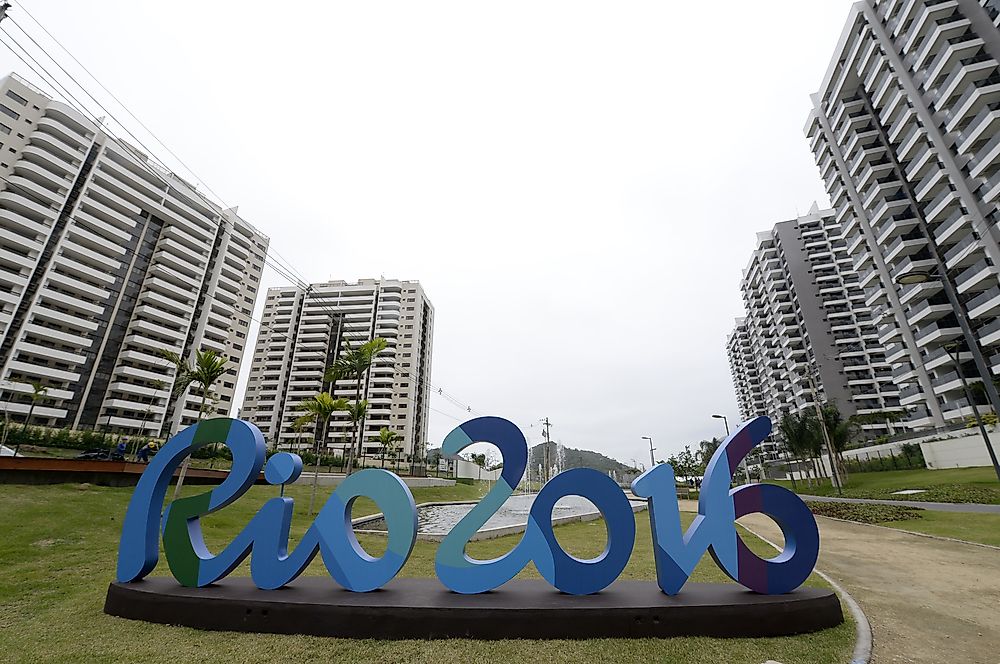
727,207,900,438
726,318,765,421
0,73,268,436
241,279,434,460
805,0,1000,429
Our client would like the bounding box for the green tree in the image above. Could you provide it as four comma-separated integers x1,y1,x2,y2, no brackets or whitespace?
295,392,347,515
377,427,401,468
778,412,820,487
696,437,721,473
822,404,855,481
159,348,229,500
324,338,387,474
12,380,48,457
467,451,487,480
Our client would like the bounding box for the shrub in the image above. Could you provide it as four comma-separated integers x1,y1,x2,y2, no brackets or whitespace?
806,501,923,523
455,477,475,485
843,450,924,473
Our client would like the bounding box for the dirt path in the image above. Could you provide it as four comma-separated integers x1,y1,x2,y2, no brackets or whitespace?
738,512,1000,663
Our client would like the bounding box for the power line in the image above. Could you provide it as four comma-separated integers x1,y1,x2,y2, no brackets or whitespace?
0,9,486,423
0,21,311,291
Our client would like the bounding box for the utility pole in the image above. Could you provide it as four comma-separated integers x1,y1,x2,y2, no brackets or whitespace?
802,368,843,495
540,417,552,485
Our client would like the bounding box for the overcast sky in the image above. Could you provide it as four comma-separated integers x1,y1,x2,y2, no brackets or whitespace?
3,1,854,466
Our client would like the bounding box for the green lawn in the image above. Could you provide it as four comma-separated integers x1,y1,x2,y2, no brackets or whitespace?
878,511,1000,548
803,499,1000,547
771,466,1000,504
0,482,852,664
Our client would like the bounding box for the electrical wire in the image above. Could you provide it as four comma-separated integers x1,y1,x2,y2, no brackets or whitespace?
0,11,485,424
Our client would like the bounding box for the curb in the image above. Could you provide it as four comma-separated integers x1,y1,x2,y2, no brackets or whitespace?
737,523,873,664
812,514,1000,551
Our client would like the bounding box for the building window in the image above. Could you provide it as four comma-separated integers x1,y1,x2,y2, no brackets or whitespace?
0,123,9,135
0,105,19,120
5,90,26,106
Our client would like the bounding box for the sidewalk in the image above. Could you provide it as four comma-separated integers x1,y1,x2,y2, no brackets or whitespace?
797,494,1000,514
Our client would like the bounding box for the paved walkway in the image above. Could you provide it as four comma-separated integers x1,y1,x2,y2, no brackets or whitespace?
741,513,1000,664
798,494,1000,514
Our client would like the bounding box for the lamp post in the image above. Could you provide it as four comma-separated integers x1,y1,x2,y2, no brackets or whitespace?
712,414,730,436
712,414,749,483
943,342,1000,481
641,436,655,469
896,271,1000,482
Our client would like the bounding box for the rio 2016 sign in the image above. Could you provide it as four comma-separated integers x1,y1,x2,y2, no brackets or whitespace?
116,415,819,596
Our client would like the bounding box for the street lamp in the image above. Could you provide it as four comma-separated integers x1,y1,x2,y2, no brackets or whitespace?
894,270,1000,481
712,414,748,483
641,436,655,468
711,414,730,436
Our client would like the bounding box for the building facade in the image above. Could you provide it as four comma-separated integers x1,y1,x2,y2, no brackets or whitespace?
0,73,268,436
805,0,1000,429
241,278,434,461
727,208,899,438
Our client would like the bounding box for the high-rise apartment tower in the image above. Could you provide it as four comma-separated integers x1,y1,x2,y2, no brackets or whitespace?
805,0,1000,429
241,279,434,460
727,208,899,437
0,73,268,436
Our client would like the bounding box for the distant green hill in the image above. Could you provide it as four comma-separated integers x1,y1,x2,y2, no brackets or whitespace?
529,441,639,476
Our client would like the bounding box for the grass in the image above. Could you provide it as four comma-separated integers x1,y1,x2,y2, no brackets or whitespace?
0,482,853,664
771,466,1000,504
878,511,1000,547
801,497,1000,547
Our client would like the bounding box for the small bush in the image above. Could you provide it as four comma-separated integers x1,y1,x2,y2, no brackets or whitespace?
806,501,923,523
455,477,475,485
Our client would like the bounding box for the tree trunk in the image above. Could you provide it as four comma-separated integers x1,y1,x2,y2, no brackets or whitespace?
309,417,327,516
344,377,363,476
172,389,206,501
14,401,35,457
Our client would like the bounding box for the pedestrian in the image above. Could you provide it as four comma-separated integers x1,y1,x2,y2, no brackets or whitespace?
137,441,157,463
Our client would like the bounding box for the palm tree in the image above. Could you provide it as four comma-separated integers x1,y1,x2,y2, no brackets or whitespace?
13,380,48,457
295,392,347,515
821,404,854,482
324,338,387,474
159,349,229,500
778,412,819,488
377,427,401,468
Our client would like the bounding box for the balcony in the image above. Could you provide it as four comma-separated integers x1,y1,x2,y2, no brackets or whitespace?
913,320,962,346
884,342,908,364
906,298,952,326
955,258,995,293
931,370,965,396
978,316,1000,346
924,344,970,372
968,285,1000,319
899,383,924,406
884,234,926,262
